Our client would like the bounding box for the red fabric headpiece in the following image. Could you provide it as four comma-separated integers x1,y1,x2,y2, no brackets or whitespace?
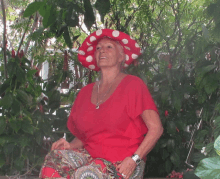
77,29,141,71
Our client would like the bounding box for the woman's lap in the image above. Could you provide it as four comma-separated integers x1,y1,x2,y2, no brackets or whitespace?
39,149,145,179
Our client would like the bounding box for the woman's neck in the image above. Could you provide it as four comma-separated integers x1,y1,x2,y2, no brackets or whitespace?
100,68,121,85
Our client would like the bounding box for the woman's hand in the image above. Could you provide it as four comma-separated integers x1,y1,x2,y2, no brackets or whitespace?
116,157,136,179
51,138,71,150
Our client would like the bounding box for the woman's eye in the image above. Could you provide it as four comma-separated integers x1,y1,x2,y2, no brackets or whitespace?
107,45,112,48
96,47,101,50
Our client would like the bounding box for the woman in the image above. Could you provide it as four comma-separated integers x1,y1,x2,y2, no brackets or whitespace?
39,29,163,179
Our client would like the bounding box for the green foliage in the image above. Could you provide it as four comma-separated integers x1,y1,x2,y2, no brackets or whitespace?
0,52,72,175
195,136,220,179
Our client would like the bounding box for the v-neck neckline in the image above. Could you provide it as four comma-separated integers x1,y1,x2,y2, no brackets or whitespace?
90,75,130,108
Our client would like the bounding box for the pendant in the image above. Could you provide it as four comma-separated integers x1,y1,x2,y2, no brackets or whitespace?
96,105,99,109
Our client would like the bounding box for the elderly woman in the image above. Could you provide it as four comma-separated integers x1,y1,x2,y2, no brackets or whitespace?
39,29,163,179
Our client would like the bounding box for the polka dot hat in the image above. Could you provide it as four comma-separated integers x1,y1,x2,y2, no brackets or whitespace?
77,29,142,71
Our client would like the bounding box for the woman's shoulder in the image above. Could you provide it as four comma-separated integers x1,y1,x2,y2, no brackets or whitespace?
123,75,145,86
77,82,95,95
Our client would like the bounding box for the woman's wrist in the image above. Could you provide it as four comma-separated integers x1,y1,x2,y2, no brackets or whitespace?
131,154,142,165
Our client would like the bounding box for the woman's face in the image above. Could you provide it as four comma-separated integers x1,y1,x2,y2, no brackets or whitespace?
95,38,124,69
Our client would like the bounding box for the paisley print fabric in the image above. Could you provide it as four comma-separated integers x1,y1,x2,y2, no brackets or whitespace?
39,149,145,179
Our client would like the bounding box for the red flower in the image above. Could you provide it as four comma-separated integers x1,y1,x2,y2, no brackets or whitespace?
12,49,15,58
19,50,24,58
165,110,169,117
168,63,172,69
34,66,40,77
176,127,180,132
39,104,44,113
43,96,49,101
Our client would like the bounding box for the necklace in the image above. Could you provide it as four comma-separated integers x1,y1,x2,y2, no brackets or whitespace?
96,72,121,109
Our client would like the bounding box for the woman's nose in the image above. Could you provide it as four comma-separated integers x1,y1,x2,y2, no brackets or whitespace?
100,46,106,53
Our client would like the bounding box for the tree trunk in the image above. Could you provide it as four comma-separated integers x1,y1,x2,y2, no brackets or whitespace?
1,0,7,78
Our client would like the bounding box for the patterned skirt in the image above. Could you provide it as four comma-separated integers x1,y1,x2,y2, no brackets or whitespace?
39,149,145,179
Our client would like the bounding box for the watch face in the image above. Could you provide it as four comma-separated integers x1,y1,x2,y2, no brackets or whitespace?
132,154,141,165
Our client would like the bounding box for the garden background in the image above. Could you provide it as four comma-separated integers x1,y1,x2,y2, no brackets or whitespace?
0,0,220,178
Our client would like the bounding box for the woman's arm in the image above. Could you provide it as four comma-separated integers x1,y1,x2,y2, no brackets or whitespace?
117,110,163,179
135,110,163,158
70,137,84,149
51,137,84,150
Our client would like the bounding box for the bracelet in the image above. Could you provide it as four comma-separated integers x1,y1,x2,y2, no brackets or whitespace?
131,154,141,165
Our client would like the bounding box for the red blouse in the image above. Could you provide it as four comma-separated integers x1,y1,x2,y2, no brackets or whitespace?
67,75,158,163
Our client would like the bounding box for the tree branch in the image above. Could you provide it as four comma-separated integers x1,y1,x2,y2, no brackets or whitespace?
17,16,32,53
24,13,39,55
1,0,8,78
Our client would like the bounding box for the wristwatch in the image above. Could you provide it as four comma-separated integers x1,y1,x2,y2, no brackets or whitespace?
131,154,141,165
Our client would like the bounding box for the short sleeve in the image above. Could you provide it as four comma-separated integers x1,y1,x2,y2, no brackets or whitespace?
126,77,158,119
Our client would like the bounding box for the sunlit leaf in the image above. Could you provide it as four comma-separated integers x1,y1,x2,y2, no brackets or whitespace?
23,2,44,17
95,0,110,23
83,0,95,30
43,6,57,28
63,27,73,48
195,157,220,179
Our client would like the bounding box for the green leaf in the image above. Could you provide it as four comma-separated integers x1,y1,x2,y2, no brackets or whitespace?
35,131,44,145
65,5,79,27
165,159,172,173
31,27,44,41
4,143,15,155
0,80,10,96
205,142,214,154
1,92,13,109
83,0,95,30
23,2,44,17
38,4,47,17
19,136,30,147
192,152,206,163
95,0,110,23
10,119,21,133
73,34,80,42
161,149,169,160
202,24,210,40
7,60,17,75
195,156,220,179
0,117,6,135
43,6,57,28
170,151,180,167
166,121,176,135
56,25,67,38
167,139,175,152
22,121,34,134
63,27,73,48
16,89,32,106
214,135,220,155
16,66,26,83
0,155,5,168
199,65,216,76
172,91,182,111
0,136,16,146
